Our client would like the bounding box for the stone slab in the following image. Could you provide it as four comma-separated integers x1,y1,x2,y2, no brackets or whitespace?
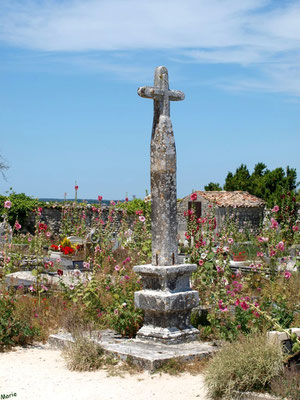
48,329,215,371
133,263,197,276
267,328,300,342
5,270,91,289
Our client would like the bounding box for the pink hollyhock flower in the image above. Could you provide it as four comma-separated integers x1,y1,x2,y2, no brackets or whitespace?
110,200,116,206
228,238,234,244
190,193,197,201
4,200,12,209
218,300,228,312
114,265,120,271
98,195,103,201
271,218,279,229
139,215,146,222
199,259,204,266
83,262,90,270
46,232,51,238
240,301,249,311
114,309,119,315
257,251,264,257
41,284,48,291
125,197,128,202
124,275,130,280
270,249,276,257
292,225,299,232
28,236,32,242
272,205,279,212
284,271,292,279
276,241,285,252
258,236,269,243
14,221,21,230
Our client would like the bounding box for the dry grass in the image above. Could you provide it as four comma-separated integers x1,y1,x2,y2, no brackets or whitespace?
270,364,300,400
155,357,210,376
204,333,284,399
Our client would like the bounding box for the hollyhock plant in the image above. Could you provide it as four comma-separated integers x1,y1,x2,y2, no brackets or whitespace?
276,241,285,252
284,270,292,279
190,193,197,201
14,221,21,231
271,218,279,229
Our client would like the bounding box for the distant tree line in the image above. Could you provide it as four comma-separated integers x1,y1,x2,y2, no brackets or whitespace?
205,163,299,208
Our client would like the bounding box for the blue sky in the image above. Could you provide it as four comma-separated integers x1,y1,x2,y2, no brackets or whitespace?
0,0,299,200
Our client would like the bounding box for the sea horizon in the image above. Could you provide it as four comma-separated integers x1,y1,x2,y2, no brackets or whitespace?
39,198,119,206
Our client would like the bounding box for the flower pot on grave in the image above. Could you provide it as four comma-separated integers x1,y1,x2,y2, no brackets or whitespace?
49,250,63,260
233,255,247,262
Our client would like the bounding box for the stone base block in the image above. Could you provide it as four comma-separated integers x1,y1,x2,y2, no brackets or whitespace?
136,325,199,344
133,263,199,344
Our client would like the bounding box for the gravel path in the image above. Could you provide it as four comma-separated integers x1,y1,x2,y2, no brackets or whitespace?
0,344,209,400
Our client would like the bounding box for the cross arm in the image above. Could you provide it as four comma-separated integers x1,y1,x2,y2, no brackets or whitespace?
138,86,185,101
169,90,185,101
137,86,155,99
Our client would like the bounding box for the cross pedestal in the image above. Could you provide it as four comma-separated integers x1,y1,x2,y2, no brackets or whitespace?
134,66,199,344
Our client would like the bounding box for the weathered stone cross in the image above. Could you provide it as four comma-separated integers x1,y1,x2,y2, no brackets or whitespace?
134,66,199,344
138,66,184,266
138,66,184,118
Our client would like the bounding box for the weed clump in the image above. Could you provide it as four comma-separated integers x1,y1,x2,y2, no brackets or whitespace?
63,335,105,371
204,333,284,399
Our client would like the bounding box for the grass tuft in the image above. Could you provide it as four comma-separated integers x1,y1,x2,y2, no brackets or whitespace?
204,333,284,399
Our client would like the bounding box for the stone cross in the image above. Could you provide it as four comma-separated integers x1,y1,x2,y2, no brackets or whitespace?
134,67,199,344
138,66,184,266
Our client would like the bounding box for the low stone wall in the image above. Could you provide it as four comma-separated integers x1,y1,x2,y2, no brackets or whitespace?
22,205,122,235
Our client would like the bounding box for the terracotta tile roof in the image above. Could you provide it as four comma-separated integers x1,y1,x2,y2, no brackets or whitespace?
189,191,265,208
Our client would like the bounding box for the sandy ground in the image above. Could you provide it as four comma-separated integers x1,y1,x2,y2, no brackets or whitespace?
0,344,209,400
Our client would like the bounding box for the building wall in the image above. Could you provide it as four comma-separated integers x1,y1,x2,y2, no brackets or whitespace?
177,195,265,241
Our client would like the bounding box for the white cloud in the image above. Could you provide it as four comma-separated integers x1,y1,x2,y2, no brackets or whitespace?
0,0,269,51
1,0,300,95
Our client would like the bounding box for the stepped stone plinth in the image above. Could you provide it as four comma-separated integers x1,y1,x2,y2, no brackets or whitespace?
134,264,199,344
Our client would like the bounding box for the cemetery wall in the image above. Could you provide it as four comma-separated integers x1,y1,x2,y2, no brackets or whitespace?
23,206,122,235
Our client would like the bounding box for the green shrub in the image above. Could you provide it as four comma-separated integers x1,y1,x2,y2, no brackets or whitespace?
204,333,284,399
0,291,40,351
0,191,41,227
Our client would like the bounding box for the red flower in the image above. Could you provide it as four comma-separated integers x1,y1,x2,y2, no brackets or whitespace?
57,269,63,276
75,185,78,190
190,193,197,201
38,223,48,232
98,195,102,201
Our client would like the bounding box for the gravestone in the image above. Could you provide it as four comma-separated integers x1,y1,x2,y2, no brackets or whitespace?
0,214,12,244
133,66,199,344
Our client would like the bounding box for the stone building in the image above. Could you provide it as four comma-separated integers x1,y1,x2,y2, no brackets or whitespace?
177,191,265,240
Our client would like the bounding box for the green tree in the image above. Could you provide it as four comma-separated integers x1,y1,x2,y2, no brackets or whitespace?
224,164,251,192
207,163,298,207
204,182,222,191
